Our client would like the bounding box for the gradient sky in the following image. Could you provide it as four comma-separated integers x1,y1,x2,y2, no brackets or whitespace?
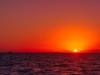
0,0,100,52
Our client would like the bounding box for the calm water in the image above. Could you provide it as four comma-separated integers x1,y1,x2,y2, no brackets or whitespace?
0,53,100,75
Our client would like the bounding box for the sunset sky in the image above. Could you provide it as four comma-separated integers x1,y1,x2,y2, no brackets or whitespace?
0,0,100,52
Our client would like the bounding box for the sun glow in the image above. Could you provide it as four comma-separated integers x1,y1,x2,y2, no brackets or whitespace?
74,49,78,53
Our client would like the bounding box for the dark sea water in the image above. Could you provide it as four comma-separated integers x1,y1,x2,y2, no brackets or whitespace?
0,53,100,75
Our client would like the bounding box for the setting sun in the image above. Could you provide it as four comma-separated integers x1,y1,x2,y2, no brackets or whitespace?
74,49,78,53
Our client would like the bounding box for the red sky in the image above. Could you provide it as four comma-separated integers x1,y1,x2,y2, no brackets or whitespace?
0,0,100,52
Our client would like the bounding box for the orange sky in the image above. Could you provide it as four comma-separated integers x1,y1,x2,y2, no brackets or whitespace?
0,0,100,52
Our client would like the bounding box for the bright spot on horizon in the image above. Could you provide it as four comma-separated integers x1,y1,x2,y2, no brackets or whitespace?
74,49,78,53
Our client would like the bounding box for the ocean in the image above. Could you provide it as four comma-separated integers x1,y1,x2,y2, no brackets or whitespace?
0,53,100,75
